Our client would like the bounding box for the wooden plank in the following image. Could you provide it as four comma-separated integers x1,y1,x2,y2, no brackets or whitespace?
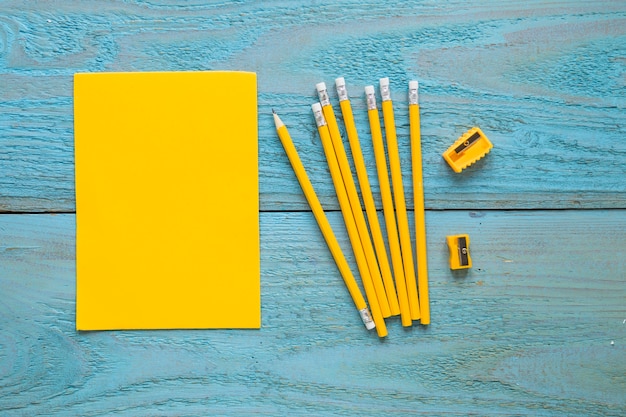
1,211,624,415
1,2,625,212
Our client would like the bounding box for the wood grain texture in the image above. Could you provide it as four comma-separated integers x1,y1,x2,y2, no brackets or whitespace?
0,1,625,211
1,212,624,416
1,1,625,416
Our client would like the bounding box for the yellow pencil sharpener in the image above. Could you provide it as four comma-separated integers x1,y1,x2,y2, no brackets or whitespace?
447,234,472,270
442,127,493,173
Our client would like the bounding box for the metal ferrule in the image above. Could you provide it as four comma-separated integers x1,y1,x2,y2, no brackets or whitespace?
318,88,331,107
380,84,391,102
409,87,419,105
313,106,327,127
366,92,377,110
358,308,375,328
336,84,348,102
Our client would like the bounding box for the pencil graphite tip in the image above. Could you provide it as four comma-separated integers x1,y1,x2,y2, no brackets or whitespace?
272,111,284,129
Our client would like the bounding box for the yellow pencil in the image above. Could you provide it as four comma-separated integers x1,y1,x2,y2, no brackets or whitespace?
380,77,420,321
364,86,412,327
316,82,391,318
334,77,400,316
409,81,430,325
312,103,388,337
273,111,375,331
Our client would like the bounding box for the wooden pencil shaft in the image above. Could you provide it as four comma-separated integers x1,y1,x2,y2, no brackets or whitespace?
381,97,421,321
338,97,400,316
320,100,392,318
313,105,388,337
410,102,430,325
365,89,412,327
274,120,372,314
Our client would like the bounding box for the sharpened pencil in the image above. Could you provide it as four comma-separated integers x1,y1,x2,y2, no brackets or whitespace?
273,111,375,331
312,103,388,338
316,82,391,318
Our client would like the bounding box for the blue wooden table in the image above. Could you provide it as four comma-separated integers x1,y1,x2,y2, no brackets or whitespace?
1,1,625,415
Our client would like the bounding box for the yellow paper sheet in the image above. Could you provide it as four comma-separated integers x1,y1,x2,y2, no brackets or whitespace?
74,71,259,330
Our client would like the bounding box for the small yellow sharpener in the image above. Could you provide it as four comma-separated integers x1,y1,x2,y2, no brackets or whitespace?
447,234,472,270
443,127,493,173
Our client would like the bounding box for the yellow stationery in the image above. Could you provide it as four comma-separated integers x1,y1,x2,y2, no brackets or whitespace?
74,71,260,330
316,82,391,318
409,80,430,324
334,78,400,317
364,85,412,327
273,111,375,331
312,103,388,338
379,77,420,321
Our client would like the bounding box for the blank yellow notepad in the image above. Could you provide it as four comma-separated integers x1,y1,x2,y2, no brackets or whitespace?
74,71,259,330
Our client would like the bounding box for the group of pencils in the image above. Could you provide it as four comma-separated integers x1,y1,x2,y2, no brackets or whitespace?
273,77,429,338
